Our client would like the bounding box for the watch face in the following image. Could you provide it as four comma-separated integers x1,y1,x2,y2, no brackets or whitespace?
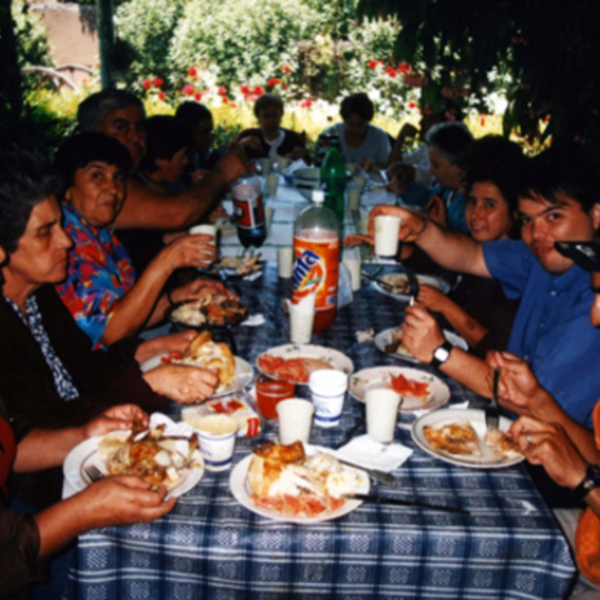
434,347,450,362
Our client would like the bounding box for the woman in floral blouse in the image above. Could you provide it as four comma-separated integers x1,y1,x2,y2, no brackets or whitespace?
54,132,227,349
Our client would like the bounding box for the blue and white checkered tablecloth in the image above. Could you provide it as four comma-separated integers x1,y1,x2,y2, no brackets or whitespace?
65,263,576,600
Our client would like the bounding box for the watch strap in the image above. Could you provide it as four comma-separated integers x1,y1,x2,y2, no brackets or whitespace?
572,464,600,503
430,340,453,369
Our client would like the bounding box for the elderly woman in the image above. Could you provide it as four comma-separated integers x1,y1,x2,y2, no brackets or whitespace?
0,152,218,509
319,93,391,167
234,93,309,161
0,401,175,599
53,132,225,349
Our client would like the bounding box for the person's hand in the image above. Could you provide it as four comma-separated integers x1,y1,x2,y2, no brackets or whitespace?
362,158,375,172
143,364,219,403
83,405,149,439
486,351,553,418
78,475,176,529
386,163,415,196
215,148,249,183
424,195,447,227
508,417,588,489
416,284,448,313
207,203,229,223
368,205,428,243
169,278,237,305
158,234,216,272
291,146,308,161
238,135,262,152
401,304,445,363
344,233,373,248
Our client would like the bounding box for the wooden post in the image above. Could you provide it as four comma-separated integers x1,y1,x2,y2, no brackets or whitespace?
96,0,114,89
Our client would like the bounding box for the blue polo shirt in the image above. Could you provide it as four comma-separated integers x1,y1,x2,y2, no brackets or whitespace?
483,239,600,428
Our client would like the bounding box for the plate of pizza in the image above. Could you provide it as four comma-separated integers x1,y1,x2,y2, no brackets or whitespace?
349,366,450,412
411,408,524,469
229,441,369,523
256,344,354,385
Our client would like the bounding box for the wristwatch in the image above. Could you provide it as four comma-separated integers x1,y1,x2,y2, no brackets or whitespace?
430,340,453,369
572,464,600,503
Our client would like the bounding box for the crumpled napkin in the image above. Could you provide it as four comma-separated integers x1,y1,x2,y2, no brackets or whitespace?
410,400,470,420
241,314,266,327
355,329,374,343
282,158,309,176
334,434,413,473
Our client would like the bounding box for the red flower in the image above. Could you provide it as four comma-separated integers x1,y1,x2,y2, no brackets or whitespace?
367,60,378,69
246,94,257,103
282,84,288,90
230,102,237,108
253,85,265,96
300,99,313,109
268,78,281,87
283,65,292,74
158,91,166,101
385,66,397,78
379,60,385,65
194,92,203,101
222,95,229,104
142,79,152,90
408,101,417,109
240,84,251,94
182,84,194,96
217,87,226,96
153,77,164,88
480,117,486,127
398,63,409,74
188,67,198,77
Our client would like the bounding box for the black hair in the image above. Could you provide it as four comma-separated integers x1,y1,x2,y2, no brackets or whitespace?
77,89,145,132
139,116,191,174
176,102,213,126
459,136,526,213
426,123,473,165
54,132,132,192
253,94,284,118
0,152,63,255
518,143,599,213
340,93,374,122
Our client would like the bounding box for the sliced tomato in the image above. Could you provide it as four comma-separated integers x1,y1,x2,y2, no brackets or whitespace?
391,374,430,397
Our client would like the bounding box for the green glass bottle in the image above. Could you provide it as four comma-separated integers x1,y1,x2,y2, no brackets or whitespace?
319,146,346,237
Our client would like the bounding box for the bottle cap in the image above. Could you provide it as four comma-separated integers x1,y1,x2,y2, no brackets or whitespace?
312,190,325,204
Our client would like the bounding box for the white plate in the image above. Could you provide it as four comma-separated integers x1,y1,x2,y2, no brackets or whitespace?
373,273,450,301
140,355,254,398
256,344,354,385
374,327,468,364
411,408,525,469
63,413,205,498
229,444,370,523
349,366,450,412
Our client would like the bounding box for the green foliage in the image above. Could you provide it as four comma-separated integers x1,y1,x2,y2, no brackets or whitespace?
12,0,52,68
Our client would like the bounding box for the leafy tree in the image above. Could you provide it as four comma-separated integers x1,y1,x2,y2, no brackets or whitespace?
358,0,600,147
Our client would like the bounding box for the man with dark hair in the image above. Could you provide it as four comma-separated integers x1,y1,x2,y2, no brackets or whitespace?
320,92,391,167
77,90,247,231
366,144,600,429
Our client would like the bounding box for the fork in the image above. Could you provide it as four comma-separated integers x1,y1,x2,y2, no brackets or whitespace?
84,465,105,483
485,368,501,430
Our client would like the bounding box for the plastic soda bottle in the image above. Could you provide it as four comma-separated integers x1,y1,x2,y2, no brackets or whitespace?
231,175,266,248
292,190,340,333
320,146,346,237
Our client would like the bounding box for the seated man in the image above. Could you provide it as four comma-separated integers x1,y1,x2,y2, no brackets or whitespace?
175,101,224,176
319,93,391,168
367,144,600,429
77,89,246,230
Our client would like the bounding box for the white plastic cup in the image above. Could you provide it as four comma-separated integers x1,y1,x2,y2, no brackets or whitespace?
194,414,239,470
309,370,348,428
189,224,217,245
265,174,279,197
277,156,291,171
365,388,401,443
343,258,361,291
374,215,402,258
289,292,316,344
278,247,294,279
347,187,362,212
265,207,275,231
259,158,272,175
277,398,314,444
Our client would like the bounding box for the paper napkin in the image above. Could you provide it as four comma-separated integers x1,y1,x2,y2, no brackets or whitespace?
334,434,413,472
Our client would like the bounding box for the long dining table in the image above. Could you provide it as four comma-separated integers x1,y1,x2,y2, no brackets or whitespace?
64,247,576,599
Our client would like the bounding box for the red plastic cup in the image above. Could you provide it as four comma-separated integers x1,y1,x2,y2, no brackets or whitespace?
256,380,296,419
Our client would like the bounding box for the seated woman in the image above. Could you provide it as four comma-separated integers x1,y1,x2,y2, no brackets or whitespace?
347,137,524,357
53,132,225,349
234,94,309,162
319,93,391,168
0,152,218,509
0,400,175,599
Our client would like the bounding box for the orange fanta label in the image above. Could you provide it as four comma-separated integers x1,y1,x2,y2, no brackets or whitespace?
293,230,339,312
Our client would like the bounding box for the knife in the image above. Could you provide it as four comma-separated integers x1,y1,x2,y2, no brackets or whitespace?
404,268,420,304
344,493,470,516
